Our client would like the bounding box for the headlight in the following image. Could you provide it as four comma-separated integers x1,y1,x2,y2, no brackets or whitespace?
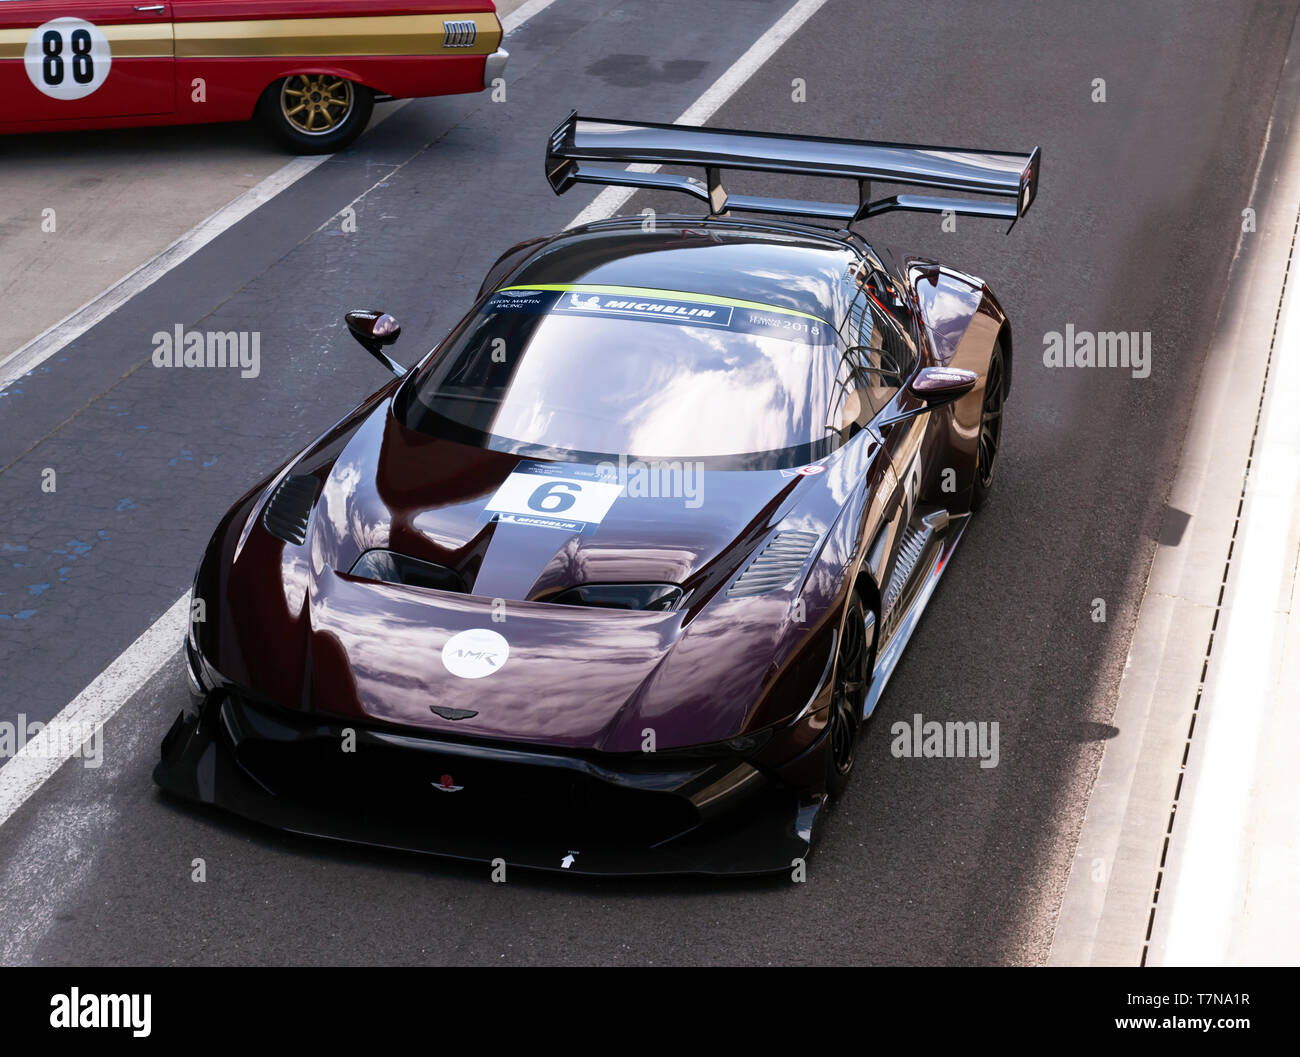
656,726,776,760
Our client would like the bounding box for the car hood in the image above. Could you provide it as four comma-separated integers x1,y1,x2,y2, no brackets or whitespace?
311,401,813,605
215,398,853,751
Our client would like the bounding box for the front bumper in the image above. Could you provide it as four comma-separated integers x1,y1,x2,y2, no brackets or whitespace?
483,47,509,88
154,689,825,877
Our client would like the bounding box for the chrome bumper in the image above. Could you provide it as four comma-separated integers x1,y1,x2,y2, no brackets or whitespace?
484,47,509,88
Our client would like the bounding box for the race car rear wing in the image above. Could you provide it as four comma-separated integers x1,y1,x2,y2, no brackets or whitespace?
546,112,1041,230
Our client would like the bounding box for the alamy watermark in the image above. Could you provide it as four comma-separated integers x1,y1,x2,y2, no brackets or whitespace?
0,714,102,768
50,989,150,1038
595,454,704,509
1043,324,1151,379
891,713,999,768
152,324,261,378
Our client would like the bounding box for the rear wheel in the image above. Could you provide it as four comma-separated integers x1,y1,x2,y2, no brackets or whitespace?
826,592,872,797
259,75,374,154
970,341,1006,511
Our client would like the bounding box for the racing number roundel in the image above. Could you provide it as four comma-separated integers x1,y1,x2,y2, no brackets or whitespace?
24,18,112,101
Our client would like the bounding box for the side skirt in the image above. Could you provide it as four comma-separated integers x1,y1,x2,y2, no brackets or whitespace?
863,517,969,719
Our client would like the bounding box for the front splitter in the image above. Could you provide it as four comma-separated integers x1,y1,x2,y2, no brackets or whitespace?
153,700,824,878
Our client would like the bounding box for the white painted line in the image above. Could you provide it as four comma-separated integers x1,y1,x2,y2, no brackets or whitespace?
0,0,817,826
501,0,558,34
567,0,832,227
0,594,190,830
0,0,557,393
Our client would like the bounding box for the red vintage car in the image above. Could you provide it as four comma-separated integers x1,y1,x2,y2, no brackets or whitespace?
0,1,507,151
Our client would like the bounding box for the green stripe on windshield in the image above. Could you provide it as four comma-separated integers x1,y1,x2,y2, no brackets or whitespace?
495,284,829,324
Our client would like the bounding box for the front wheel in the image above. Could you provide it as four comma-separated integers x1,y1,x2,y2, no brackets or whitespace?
259,75,374,154
826,592,873,798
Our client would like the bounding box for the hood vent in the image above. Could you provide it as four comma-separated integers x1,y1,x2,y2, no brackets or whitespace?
262,474,319,546
349,550,467,593
548,582,683,611
729,530,820,597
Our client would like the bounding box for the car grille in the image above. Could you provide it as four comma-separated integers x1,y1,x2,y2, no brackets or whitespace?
233,721,701,848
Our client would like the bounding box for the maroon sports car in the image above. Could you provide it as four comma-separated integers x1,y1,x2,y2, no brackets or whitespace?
155,115,1040,875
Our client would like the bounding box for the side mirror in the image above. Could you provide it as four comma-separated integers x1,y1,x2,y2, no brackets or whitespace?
908,366,977,404
344,309,406,377
875,366,978,428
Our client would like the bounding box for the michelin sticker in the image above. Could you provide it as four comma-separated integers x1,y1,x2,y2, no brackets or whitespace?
486,286,827,342
485,461,623,534
552,290,734,329
26,18,112,100
441,628,509,679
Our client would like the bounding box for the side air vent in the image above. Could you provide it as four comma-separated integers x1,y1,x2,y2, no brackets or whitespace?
882,524,930,620
729,530,821,597
262,474,319,546
881,524,935,638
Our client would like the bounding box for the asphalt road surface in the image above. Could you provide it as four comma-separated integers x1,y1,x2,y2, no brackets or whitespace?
0,0,1293,965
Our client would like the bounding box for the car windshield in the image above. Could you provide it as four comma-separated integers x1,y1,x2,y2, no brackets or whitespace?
400,285,850,469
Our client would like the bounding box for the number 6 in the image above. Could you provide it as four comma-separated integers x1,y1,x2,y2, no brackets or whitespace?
528,480,580,513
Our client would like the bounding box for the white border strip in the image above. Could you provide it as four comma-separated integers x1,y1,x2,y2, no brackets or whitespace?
0,595,190,829
0,0,829,829
501,0,558,33
1150,219,1300,965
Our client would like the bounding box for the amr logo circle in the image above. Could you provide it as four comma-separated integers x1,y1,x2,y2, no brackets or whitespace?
25,18,112,101
441,628,509,679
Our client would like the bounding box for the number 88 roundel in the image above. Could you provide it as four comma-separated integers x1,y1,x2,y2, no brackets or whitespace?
24,18,112,101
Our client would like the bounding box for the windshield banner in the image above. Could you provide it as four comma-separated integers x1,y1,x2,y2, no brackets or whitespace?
487,285,828,343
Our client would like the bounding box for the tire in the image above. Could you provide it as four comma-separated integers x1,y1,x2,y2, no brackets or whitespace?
826,591,873,798
259,75,374,154
970,340,1006,512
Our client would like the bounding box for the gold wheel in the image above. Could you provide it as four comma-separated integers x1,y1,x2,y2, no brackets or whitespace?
279,75,354,136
